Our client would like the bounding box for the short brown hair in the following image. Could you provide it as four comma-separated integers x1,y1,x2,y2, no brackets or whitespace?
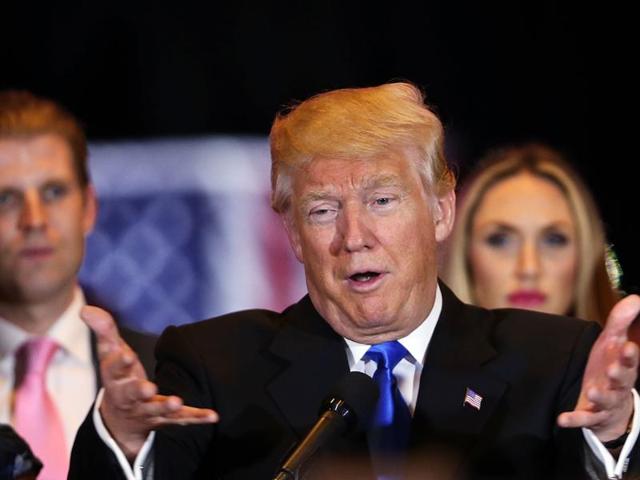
0,90,89,187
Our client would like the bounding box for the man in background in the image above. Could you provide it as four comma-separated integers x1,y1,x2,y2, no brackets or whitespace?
0,90,155,479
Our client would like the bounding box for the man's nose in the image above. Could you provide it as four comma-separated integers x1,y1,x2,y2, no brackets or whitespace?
19,191,47,231
336,203,375,253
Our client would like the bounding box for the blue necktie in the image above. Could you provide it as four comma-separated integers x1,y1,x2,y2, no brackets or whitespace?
365,341,412,480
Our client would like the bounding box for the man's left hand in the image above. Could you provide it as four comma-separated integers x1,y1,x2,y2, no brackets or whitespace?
558,295,640,442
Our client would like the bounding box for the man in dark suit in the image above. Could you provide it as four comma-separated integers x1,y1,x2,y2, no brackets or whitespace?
0,90,155,480
70,82,640,479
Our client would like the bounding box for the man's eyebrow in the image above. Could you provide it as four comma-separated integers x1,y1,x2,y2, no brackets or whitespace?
302,190,336,200
362,174,405,190
41,177,72,186
299,175,406,203
299,191,338,210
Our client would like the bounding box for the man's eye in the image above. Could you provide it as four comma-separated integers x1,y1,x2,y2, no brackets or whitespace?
372,196,398,209
42,183,68,202
309,207,337,222
0,190,20,209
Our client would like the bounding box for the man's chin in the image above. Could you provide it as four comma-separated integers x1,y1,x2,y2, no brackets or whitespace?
336,312,409,343
13,279,72,304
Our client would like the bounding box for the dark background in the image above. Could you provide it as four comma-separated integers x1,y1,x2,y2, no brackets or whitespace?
2,2,636,291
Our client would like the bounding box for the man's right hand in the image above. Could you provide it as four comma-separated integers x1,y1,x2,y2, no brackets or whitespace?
82,306,218,460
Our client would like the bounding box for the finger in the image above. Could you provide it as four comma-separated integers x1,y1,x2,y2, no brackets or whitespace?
620,341,640,369
81,305,119,339
128,394,183,418
600,342,639,390
106,378,158,410
606,362,637,390
166,404,218,421
586,385,627,411
153,414,218,427
127,394,218,423
123,379,157,404
604,294,640,338
151,404,219,426
557,409,610,429
81,306,123,355
125,395,202,420
102,348,139,382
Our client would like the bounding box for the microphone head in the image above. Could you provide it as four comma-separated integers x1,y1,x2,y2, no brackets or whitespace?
321,371,379,435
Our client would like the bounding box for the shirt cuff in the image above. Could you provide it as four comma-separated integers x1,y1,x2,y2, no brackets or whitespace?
93,388,156,480
582,388,640,478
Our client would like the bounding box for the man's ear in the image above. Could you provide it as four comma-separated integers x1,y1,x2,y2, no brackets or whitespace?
282,212,304,263
82,184,98,235
434,189,456,243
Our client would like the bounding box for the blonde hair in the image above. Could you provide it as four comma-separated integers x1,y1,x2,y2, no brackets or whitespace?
442,143,619,324
269,82,455,213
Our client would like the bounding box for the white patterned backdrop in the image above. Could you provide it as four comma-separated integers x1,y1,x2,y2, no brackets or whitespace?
79,136,307,334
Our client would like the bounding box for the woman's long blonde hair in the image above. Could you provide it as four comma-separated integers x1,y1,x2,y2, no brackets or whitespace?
442,143,620,324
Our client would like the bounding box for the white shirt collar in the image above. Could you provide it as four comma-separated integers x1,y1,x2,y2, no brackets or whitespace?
0,287,91,364
344,284,443,367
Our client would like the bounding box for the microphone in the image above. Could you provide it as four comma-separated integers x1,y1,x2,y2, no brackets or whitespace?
273,371,378,480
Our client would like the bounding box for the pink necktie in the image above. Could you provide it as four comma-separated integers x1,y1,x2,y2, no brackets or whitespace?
14,337,68,480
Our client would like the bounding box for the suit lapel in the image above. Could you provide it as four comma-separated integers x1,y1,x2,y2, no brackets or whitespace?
264,297,376,478
266,296,350,439
411,284,507,457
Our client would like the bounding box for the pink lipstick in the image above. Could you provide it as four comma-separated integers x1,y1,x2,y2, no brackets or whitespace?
507,290,547,308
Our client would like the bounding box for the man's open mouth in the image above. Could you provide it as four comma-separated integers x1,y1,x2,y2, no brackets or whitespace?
349,271,381,282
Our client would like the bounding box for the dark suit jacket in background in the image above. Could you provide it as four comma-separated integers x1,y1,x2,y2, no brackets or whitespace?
69,283,639,479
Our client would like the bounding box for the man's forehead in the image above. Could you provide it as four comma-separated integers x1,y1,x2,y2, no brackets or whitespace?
0,134,77,186
294,151,421,193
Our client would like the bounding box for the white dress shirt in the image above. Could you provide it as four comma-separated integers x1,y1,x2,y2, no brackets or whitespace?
96,285,639,479
344,284,443,413
0,287,97,458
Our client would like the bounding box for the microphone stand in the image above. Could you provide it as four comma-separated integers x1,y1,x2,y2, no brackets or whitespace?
272,397,353,480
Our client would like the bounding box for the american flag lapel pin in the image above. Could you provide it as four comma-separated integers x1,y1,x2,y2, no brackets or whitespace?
463,387,483,410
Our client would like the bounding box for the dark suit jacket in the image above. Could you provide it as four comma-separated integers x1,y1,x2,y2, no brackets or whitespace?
69,283,639,479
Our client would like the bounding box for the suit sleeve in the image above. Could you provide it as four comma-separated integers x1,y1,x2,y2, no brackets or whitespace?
68,402,130,480
152,325,218,480
68,325,217,480
551,321,599,476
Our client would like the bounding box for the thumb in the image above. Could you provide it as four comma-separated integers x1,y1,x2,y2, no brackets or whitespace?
81,305,122,355
603,294,640,340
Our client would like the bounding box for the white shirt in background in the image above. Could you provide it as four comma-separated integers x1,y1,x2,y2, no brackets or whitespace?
0,287,96,456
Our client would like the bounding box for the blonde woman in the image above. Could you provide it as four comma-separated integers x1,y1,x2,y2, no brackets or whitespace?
442,143,620,324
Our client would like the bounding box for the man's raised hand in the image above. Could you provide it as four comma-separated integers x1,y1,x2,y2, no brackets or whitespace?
82,306,218,460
